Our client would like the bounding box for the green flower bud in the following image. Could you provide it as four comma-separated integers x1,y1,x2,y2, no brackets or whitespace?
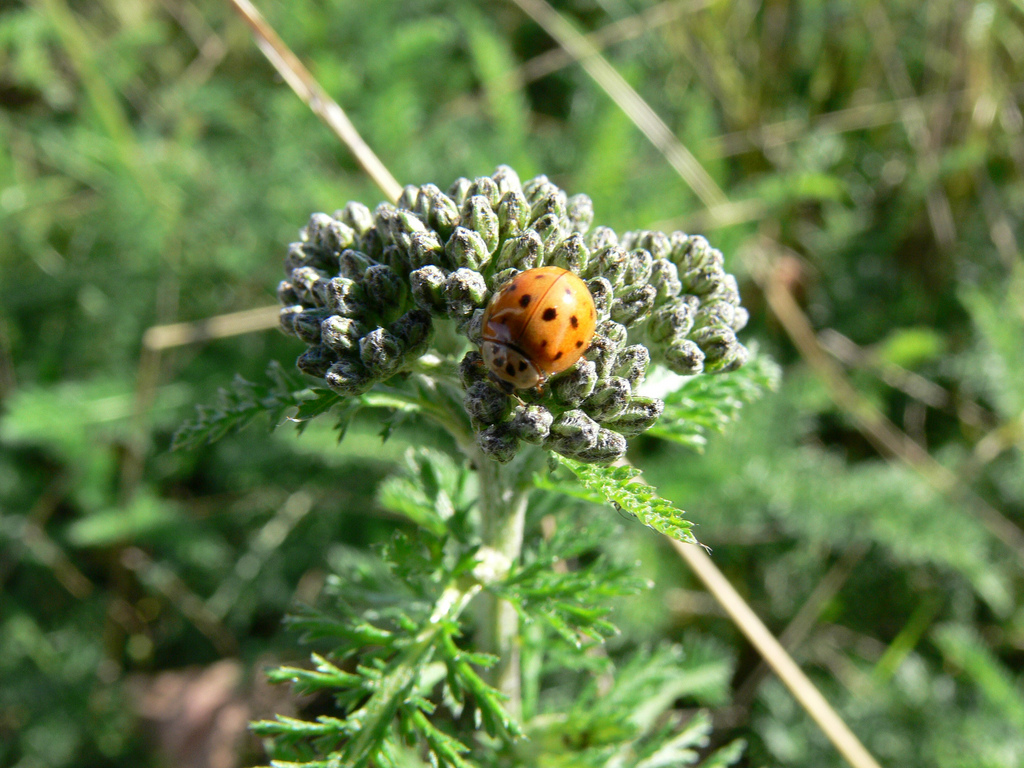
587,333,621,381
408,231,446,271
675,235,723,273
457,308,484,346
277,280,300,305
522,174,551,200
459,351,487,388
446,227,491,271
611,284,657,327
586,226,619,251
292,308,330,345
692,299,736,332
448,177,472,206
459,196,499,255
464,380,513,425
497,190,530,241
297,345,335,378
510,405,552,444
668,230,690,260
614,345,650,388
680,262,727,295
410,266,448,314
623,249,653,289
382,245,406,276
572,428,627,464
444,268,488,318
529,191,567,226
584,376,632,421
390,309,433,358
531,212,563,252
323,276,364,316
358,226,385,262
494,231,543,273
477,423,519,463
708,273,741,306
707,341,749,374
546,409,601,456
604,397,664,436
325,358,373,396
396,184,420,210
416,184,461,241
392,209,429,254
302,212,355,259
321,315,365,354
585,246,629,289
593,321,622,366
492,165,522,197
550,359,598,407
338,249,377,281
467,176,500,207
363,264,408,321
279,305,304,337
548,233,590,274
488,267,520,293
337,201,374,237
623,230,671,260
359,327,404,378
566,194,594,235
587,277,614,323
647,298,696,344
290,266,329,307
649,259,682,302
690,326,740,373
732,306,750,332
523,177,562,206
665,339,705,375
284,242,311,273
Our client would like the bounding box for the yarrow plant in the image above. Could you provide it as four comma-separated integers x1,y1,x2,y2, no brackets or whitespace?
175,165,775,767
277,165,749,465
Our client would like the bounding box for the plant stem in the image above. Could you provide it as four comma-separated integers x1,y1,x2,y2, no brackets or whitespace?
422,373,530,718
473,446,529,719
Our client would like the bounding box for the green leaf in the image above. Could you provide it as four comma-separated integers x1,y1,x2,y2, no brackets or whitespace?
551,456,697,545
377,448,476,538
408,708,477,768
646,349,780,450
438,630,523,739
172,362,332,451
266,654,363,694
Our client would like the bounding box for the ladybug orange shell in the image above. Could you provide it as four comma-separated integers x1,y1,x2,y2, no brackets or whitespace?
480,266,597,389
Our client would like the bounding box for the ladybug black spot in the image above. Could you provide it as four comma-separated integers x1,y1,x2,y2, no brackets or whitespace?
539,339,548,349
570,315,579,328
554,351,563,361
564,287,573,296
518,361,528,371
505,363,516,376
534,273,546,280
575,340,583,348
519,294,532,308
542,307,557,321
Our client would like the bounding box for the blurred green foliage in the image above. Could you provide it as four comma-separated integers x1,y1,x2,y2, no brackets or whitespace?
3,0,1024,766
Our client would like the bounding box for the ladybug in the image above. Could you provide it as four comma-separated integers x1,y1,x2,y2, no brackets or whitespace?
480,266,597,390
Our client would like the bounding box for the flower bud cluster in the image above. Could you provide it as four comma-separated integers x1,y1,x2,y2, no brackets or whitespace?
277,166,748,464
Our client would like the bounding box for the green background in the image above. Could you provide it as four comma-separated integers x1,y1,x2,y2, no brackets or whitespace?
3,0,1024,765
